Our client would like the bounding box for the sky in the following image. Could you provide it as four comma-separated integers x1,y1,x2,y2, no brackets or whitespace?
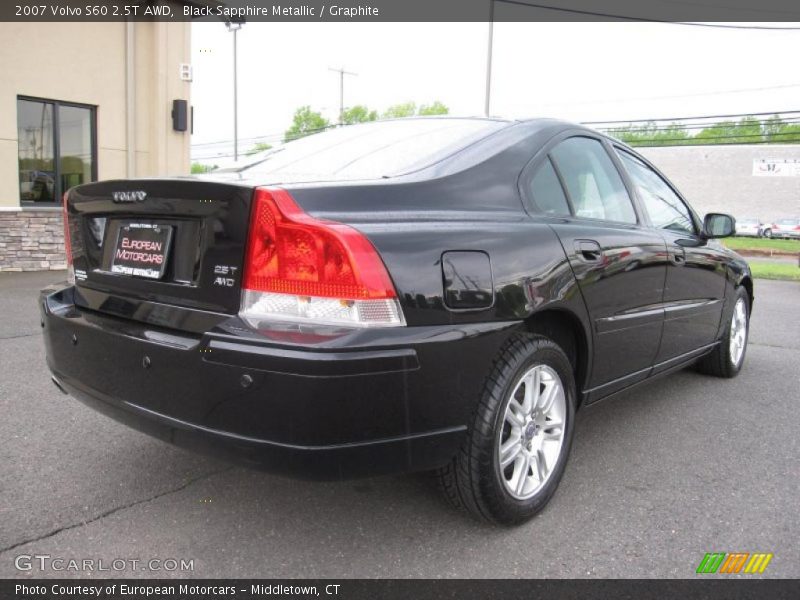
190,21,800,163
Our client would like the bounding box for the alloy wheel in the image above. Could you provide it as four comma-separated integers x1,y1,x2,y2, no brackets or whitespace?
497,364,567,500
729,297,747,367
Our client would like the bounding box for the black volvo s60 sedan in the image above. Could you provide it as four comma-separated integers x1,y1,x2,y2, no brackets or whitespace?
42,118,752,524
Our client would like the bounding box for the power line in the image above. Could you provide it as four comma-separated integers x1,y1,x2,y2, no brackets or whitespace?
633,138,800,147
192,133,280,147
192,112,800,159
191,125,346,160
192,131,294,148
196,130,800,160
673,22,800,30
583,109,800,125
628,130,800,141
494,0,800,29
193,111,800,149
192,124,338,150
601,117,800,134
539,83,800,108
196,136,800,160
653,0,800,18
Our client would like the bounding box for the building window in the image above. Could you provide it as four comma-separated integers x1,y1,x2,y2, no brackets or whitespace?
17,97,96,206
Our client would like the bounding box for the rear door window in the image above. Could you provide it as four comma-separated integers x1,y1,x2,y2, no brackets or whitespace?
528,158,571,216
616,149,695,235
550,137,637,224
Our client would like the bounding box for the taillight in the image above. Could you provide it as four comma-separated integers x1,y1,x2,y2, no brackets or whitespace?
239,187,405,328
62,192,75,284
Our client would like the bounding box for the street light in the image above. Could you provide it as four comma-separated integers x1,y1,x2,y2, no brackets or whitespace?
225,18,244,161
485,1,494,117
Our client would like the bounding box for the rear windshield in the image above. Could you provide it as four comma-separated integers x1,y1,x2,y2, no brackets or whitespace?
238,118,508,183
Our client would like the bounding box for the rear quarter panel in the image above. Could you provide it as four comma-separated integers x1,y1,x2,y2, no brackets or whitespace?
287,175,593,392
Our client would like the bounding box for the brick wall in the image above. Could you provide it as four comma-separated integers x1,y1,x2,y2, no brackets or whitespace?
0,209,67,272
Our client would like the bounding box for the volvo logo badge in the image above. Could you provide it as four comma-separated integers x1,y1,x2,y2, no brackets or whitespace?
112,190,147,203
525,423,536,440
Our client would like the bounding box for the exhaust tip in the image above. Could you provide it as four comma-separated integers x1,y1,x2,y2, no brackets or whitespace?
51,376,69,395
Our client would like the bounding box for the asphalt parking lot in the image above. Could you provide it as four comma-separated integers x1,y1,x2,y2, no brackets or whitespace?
1,271,798,579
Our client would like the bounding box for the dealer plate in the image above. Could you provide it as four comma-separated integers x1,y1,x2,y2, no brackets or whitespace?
111,223,173,280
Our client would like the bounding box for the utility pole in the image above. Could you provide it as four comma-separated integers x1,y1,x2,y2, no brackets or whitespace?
233,27,238,160
484,1,494,117
226,19,244,161
329,67,357,125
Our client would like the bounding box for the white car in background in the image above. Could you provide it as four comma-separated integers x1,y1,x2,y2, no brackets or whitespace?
736,217,764,237
770,217,800,239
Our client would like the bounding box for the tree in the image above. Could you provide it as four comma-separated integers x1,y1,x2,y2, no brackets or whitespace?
284,106,330,142
342,105,378,125
383,102,417,119
604,113,800,147
695,117,763,144
761,115,800,144
245,142,273,156
418,101,449,116
613,122,691,147
382,101,450,119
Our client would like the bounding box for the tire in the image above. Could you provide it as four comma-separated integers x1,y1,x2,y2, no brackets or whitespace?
695,286,750,378
763,228,772,238
436,333,576,524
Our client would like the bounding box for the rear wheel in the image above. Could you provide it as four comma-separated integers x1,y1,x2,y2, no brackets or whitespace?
436,333,576,524
696,286,750,378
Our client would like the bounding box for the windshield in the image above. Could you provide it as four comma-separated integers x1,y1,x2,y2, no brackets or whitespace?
238,118,509,183
777,218,798,225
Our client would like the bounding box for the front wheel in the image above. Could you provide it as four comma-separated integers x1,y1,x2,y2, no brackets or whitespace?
436,334,576,524
696,286,750,378
763,228,772,238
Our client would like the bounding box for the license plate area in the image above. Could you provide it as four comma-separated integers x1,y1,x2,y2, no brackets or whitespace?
111,223,173,280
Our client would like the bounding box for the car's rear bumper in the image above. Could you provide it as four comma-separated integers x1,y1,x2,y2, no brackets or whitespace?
41,286,518,479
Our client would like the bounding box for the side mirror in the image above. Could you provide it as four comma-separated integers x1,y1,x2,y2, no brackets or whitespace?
703,213,736,238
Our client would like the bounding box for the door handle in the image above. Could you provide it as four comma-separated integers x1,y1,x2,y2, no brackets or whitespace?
670,246,686,266
575,240,603,263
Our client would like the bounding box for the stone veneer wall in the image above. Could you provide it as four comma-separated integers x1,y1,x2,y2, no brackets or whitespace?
0,209,67,271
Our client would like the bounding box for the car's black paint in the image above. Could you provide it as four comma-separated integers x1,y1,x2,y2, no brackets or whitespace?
68,179,251,315
441,251,494,310
42,286,517,477
551,221,669,393
42,118,753,478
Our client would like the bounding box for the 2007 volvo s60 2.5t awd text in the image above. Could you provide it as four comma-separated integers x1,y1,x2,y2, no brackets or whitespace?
42,118,752,524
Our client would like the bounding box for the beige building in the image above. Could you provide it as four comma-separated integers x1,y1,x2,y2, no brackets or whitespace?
640,144,800,223
0,20,192,271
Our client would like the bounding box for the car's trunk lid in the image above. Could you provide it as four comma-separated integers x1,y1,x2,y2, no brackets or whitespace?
66,178,253,326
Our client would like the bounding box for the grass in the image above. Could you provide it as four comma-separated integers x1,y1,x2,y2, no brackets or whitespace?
748,261,800,282
723,237,800,254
